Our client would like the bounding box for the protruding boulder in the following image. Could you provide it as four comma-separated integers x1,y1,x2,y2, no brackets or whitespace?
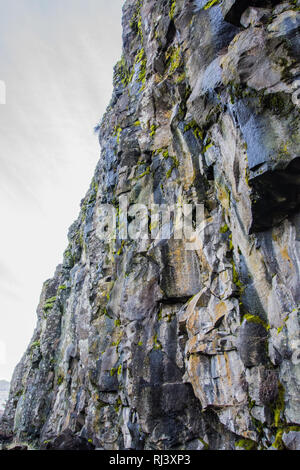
45,429,95,450
221,0,282,26
237,318,269,367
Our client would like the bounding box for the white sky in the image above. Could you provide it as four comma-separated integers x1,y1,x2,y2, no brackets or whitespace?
0,0,124,381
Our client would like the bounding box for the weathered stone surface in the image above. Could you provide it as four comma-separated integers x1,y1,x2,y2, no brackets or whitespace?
45,429,95,450
282,430,300,450
240,7,271,28
238,319,269,367
1,0,300,451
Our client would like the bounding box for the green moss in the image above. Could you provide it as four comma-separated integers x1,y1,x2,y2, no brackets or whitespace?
149,124,157,137
220,224,229,234
251,415,264,440
136,166,150,179
110,368,117,377
198,437,209,449
135,48,147,86
44,296,56,304
175,72,186,84
114,55,131,87
117,364,122,376
114,319,121,327
243,313,270,331
169,0,176,19
235,439,257,450
166,168,173,179
58,284,67,291
116,240,125,256
152,147,165,156
153,148,177,165
203,0,220,10
166,155,179,179
113,126,122,144
286,425,300,432
171,155,179,168
202,141,213,153
88,439,93,444
231,259,244,291
184,120,203,140
228,234,233,251
277,314,289,334
112,338,121,348
129,0,143,41
166,45,182,76
138,341,143,347
114,24,147,89
248,398,256,410
245,168,250,187
81,200,88,223
228,82,261,104
134,120,141,127
273,429,284,450
91,177,98,193
57,375,64,386
153,334,162,350
137,16,143,42
273,382,285,428
31,340,40,351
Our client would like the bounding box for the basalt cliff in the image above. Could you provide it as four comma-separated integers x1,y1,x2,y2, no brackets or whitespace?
1,0,300,451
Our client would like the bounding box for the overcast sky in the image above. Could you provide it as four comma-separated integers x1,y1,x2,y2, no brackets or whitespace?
0,0,123,381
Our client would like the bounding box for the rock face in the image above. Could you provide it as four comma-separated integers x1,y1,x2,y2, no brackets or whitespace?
1,0,300,450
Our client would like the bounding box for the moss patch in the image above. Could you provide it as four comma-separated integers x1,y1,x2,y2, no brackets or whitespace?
184,119,203,140
169,0,176,19
165,45,182,76
243,313,270,331
220,223,229,234
235,438,257,450
273,382,285,428
203,0,220,10
153,334,162,350
57,375,64,386
149,124,157,137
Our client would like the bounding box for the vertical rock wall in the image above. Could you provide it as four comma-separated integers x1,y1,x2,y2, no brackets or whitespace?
1,0,300,450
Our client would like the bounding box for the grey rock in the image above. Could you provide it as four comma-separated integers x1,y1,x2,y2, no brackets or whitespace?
1,0,299,451
238,319,268,367
282,431,300,450
240,7,271,28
